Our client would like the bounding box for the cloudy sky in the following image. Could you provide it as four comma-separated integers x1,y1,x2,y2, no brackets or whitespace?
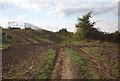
0,0,119,33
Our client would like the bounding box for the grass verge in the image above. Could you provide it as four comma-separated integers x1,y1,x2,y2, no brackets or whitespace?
66,49,97,79
38,49,56,79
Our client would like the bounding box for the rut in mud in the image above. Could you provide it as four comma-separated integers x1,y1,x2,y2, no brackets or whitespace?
72,47,118,79
2,29,119,79
3,44,118,79
51,47,73,79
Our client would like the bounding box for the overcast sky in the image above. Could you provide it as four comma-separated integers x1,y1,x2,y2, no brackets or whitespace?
0,0,119,33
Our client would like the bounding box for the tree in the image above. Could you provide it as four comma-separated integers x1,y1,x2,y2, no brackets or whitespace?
74,11,95,40
113,30,120,43
57,28,68,36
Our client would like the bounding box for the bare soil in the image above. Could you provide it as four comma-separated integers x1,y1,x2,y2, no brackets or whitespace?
72,47,118,79
2,44,55,79
51,48,73,79
2,44,118,79
2,30,119,79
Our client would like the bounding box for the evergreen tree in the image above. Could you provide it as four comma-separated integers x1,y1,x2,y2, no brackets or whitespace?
74,11,95,40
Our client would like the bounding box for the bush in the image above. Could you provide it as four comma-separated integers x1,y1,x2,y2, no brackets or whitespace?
24,27,32,30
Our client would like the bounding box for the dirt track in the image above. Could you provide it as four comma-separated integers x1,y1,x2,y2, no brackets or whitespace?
2,31,118,79
51,48,73,79
3,44,118,79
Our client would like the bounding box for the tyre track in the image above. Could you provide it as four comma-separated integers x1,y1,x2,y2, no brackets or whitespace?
15,31,39,44
2,44,118,79
72,47,118,79
51,48,73,79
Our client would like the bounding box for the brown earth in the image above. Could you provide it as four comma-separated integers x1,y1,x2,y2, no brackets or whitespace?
2,30,55,79
3,44,118,79
2,30,119,79
2,44,55,79
71,47,118,79
51,47,73,79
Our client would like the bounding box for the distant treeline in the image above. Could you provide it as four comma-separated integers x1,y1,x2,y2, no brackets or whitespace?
57,12,120,44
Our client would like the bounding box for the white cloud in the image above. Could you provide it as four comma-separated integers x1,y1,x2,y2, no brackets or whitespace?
29,20,76,32
48,1,118,18
17,15,25,22
1,0,119,16
0,16,8,28
38,16,118,33
0,15,26,28
0,0,119,32
0,14,118,33
60,21,76,32
2,0,61,12
0,0,4,10
92,17,118,33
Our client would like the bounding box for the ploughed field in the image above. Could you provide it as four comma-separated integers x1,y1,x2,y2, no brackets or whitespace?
2,30,119,79
2,44,119,79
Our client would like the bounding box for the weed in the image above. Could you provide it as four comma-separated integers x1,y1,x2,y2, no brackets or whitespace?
83,47,118,70
38,49,56,79
1,44,9,49
66,49,97,79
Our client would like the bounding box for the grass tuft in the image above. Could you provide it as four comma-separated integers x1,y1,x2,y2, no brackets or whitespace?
66,49,97,79
38,49,56,79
